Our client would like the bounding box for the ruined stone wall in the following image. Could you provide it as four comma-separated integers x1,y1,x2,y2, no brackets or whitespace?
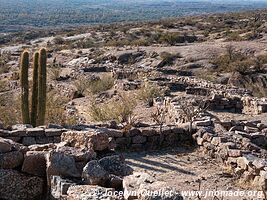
0,127,64,146
194,120,267,191
0,125,193,151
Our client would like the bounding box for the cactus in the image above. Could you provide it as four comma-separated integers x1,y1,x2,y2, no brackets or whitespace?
37,48,47,126
20,48,47,126
20,51,30,124
30,52,39,127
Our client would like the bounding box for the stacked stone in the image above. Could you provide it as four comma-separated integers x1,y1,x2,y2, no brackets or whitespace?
208,94,243,112
242,96,267,115
0,128,123,199
193,120,267,192
0,125,64,146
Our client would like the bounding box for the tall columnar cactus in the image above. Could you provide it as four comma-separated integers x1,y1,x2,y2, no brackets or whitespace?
30,52,39,127
20,51,30,124
37,48,47,126
20,48,47,126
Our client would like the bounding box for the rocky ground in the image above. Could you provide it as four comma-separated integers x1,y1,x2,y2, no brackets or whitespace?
0,9,267,200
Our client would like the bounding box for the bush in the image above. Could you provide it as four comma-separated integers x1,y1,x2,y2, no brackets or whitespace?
159,52,181,66
0,93,21,127
46,91,77,126
89,93,136,123
53,36,65,45
74,74,115,97
138,82,163,106
158,32,197,45
89,74,115,94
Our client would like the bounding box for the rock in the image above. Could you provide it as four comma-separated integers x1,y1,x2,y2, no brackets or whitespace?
0,169,44,200
237,154,258,170
82,160,109,185
196,137,204,145
132,135,147,144
46,151,80,186
0,151,23,169
244,126,259,133
12,124,32,130
0,137,13,153
56,146,96,162
211,137,227,146
99,128,123,138
108,174,123,190
61,130,110,151
51,176,76,199
28,143,57,151
26,128,45,137
99,155,133,176
22,151,47,177
22,137,36,146
193,119,212,127
141,127,157,136
228,149,242,157
118,52,144,64
45,128,64,137
47,124,64,129
66,185,120,200
9,129,27,137
252,159,267,170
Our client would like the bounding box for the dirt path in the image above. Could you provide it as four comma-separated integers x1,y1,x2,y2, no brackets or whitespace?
124,148,264,200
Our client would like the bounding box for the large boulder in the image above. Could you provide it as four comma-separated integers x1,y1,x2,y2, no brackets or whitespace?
0,169,44,200
0,151,24,169
82,160,109,186
61,130,110,151
82,155,133,188
46,151,80,186
0,137,13,153
0,137,28,153
99,155,133,176
22,151,47,176
56,146,96,162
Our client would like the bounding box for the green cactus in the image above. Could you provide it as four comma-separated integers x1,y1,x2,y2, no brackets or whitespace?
37,48,47,126
30,52,39,127
20,51,30,124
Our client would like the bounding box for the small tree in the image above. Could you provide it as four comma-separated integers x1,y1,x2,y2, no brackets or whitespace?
176,100,209,133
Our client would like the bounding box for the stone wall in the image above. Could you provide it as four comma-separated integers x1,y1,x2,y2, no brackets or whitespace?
0,127,64,146
0,125,193,151
193,120,267,191
242,96,267,115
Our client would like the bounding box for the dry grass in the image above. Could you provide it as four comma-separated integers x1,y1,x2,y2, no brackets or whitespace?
138,82,163,106
89,93,136,123
46,91,77,126
74,74,115,97
0,93,21,127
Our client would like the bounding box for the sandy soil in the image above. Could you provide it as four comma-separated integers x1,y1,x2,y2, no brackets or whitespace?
124,148,265,200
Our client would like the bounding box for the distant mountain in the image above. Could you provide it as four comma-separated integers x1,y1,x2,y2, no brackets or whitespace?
1,0,267,32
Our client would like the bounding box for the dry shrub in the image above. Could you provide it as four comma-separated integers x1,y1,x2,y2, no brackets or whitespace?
89,74,115,94
74,74,114,97
89,93,136,123
46,91,77,126
48,67,62,81
0,93,21,127
138,82,163,106
159,52,181,66
212,45,253,74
